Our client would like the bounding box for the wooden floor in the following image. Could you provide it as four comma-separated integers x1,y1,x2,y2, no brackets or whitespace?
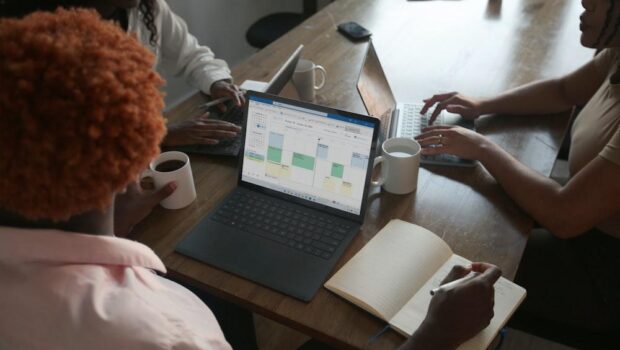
254,315,576,350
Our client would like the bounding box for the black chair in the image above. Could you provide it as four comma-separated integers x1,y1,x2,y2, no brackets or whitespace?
246,0,318,49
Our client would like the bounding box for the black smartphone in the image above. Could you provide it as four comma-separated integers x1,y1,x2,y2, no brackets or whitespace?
337,22,372,42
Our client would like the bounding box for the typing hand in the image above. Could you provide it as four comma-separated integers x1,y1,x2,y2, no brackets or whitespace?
163,114,241,146
114,180,177,237
415,125,491,160
210,80,245,113
420,92,483,125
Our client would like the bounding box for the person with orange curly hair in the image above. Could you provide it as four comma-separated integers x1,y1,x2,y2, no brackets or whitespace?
0,8,236,349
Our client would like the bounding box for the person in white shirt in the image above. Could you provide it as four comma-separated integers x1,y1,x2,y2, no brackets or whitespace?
3,0,244,147
1,0,248,235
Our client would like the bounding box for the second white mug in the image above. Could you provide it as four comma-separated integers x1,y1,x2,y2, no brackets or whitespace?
292,59,326,102
371,138,421,195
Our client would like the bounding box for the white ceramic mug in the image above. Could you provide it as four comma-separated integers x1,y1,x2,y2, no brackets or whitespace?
141,151,197,209
292,59,326,102
371,138,421,195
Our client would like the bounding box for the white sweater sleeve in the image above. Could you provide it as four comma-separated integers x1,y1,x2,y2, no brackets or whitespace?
157,0,232,94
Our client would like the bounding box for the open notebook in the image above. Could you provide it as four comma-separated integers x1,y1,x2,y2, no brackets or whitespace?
324,220,526,350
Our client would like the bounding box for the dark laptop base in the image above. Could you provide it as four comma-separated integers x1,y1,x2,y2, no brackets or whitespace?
176,187,360,301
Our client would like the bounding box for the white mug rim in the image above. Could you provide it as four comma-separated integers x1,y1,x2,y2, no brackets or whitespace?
149,151,190,174
382,137,421,158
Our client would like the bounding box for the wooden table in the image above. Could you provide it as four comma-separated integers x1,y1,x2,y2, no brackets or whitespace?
132,0,594,348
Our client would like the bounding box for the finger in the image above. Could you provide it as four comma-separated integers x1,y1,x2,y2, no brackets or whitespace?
194,121,241,131
421,92,457,115
470,262,499,273
475,264,502,286
421,146,447,156
420,99,435,115
199,112,211,120
441,264,472,285
415,130,446,140
422,92,457,106
416,136,443,147
153,182,177,201
125,180,141,195
192,128,238,137
195,118,235,126
446,105,469,115
238,91,247,105
421,124,454,132
429,99,452,125
197,123,241,132
188,135,219,145
231,90,242,107
190,130,237,139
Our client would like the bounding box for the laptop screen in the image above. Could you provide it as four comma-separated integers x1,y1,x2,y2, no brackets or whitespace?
241,94,376,216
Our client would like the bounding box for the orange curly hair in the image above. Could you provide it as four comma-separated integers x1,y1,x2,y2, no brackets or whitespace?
0,8,166,221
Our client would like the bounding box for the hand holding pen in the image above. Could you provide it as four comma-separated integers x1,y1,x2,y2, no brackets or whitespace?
207,80,246,112
411,262,502,349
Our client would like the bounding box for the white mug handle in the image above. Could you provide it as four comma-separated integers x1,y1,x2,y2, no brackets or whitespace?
314,65,326,90
139,167,157,190
371,156,387,187
140,167,155,181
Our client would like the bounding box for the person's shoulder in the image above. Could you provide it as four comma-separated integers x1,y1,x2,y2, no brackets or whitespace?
154,0,171,13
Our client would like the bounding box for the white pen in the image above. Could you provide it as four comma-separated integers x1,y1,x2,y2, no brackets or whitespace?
196,89,247,110
196,96,232,110
430,271,481,296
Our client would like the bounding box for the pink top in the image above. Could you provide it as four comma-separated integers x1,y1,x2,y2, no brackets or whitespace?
0,226,232,350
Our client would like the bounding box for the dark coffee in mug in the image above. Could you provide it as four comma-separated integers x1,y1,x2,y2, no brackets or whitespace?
155,160,186,172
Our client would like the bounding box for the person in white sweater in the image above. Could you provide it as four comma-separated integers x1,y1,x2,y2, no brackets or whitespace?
12,0,245,147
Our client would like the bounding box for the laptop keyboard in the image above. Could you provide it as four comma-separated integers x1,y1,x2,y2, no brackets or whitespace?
399,103,444,138
211,191,356,260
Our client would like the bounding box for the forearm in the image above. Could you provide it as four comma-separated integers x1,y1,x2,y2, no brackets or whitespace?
478,141,579,237
479,78,574,116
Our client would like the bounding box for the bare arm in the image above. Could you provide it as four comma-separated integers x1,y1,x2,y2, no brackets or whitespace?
422,53,606,122
417,126,620,238
477,143,620,238
479,58,603,115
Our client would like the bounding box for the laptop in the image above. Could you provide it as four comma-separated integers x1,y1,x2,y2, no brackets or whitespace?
171,45,304,157
176,91,380,301
357,41,476,167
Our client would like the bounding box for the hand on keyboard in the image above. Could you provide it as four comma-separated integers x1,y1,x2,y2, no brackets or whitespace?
162,113,241,147
420,92,484,125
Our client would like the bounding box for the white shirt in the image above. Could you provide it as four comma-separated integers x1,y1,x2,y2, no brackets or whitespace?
128,0,232,94
0,227,232,350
